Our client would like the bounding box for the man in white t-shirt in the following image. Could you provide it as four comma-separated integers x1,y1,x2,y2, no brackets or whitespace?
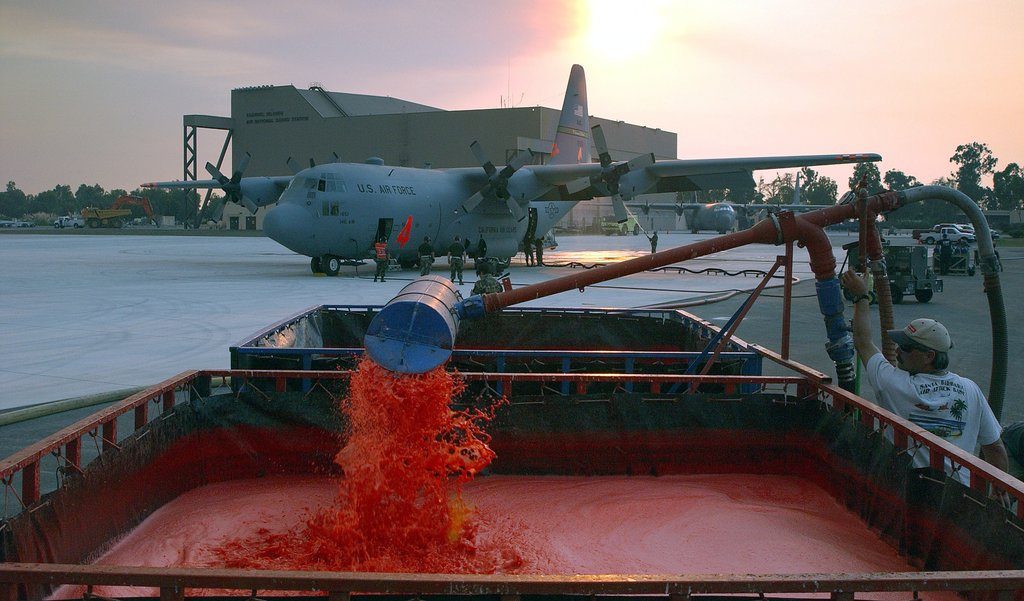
840,269,1008,482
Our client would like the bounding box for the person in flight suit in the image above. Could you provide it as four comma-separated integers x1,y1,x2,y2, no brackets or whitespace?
448,236,466,285
523,234,535,266
535,237,544,266
418,236,435,276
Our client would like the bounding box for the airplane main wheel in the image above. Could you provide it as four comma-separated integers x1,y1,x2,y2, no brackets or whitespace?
310,256,323,274
322,255,341,276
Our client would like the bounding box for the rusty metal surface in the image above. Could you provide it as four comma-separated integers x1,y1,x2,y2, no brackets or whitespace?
1,564,1023,595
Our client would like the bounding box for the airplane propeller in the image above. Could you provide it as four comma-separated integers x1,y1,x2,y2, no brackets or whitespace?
463,141,534,220
590,124,655,222
204,152,258,218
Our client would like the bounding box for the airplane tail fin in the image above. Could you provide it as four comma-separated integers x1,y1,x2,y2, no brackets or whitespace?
548,64,590,166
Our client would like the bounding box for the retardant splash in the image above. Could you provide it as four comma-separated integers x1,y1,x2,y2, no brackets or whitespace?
212,358,516,572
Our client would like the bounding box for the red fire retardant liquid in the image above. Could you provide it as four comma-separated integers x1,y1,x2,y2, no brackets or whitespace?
213,358,510,572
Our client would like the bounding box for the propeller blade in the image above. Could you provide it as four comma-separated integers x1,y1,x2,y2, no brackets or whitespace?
286,157,303,175
506,197,527,221
463,191,486,213
612,196,630,223
241,197,259,214
507,148,534,171
231,153,252,183
625,152,656,171
205,162,229,185
212,198,227,222
591,124,613,168
564,177,591,196
470,141,497,177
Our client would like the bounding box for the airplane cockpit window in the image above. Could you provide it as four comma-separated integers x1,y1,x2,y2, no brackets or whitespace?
330,201,339,216
289,177,317,191
321,200,329,216
317,179,326,192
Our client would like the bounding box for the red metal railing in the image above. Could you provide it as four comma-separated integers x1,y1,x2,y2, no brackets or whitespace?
2,369,1022,519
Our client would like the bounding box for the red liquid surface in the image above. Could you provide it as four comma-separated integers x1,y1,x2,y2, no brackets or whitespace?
59,474,956,599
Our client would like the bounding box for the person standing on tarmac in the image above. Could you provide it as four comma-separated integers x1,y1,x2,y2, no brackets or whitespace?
418,236,435,276
476,235,487,261
649,231,659,254
372,237,389,283
448,235,466,285
840,268,1008,482
534,237,544,266
938,233,953,275
523,235,535,266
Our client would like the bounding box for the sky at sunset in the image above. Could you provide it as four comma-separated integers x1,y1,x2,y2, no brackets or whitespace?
1,0,1022,195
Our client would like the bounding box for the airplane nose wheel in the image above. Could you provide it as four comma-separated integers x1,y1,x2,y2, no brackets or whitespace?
310,256,323,274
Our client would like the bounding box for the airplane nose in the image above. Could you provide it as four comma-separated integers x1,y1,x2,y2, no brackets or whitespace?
263,202,314,254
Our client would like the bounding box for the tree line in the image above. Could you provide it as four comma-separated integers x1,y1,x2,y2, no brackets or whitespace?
2,141,1021,228
0,182,208,225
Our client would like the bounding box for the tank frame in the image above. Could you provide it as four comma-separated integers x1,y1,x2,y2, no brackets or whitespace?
2,367,1022,599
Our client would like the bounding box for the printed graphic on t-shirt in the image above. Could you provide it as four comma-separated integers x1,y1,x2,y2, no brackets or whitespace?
908,399,968,438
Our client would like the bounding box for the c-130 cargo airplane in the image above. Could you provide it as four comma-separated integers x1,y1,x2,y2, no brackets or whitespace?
143,65,879,276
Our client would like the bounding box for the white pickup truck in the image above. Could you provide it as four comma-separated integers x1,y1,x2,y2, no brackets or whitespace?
53,215,84,228
915,226,975,245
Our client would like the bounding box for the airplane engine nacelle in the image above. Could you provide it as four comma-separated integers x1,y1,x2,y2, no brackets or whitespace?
240,177,288,208
618,169,658,200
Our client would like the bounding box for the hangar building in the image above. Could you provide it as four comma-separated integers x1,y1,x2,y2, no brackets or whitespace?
184,83,686,232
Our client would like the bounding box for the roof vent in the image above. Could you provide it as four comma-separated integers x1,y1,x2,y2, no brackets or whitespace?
365,157,385,165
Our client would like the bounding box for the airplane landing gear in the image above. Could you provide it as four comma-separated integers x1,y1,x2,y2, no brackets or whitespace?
322,255,341,276
310,257,323,274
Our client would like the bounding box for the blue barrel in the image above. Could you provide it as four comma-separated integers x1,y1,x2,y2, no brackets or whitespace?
364,275,463,373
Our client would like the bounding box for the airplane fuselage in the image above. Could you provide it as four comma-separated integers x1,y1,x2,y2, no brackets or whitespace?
691,203,738,234
262,162,573,266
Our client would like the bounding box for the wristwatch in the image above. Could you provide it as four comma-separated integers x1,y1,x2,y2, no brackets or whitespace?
852,294,870,304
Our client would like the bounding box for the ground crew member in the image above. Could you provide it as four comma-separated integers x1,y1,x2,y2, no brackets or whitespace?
476,235,487,260
448,235,466,285
650,231,659,254
535,237,544,266
471,269,503,295
523,235,535,266
373,237,389,283
938,233,953,275
840,269,1008,482
418,236,434,276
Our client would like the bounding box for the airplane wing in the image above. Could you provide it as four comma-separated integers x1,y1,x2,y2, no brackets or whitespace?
519,153,880,202
141,175,293,212
141,176,293,192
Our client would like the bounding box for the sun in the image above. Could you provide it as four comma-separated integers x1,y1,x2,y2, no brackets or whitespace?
582,0,672,63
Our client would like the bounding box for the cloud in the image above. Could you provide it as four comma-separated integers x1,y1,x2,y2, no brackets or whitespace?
0,3,281,80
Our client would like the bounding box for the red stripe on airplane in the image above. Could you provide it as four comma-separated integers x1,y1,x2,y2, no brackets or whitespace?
397,215,413,247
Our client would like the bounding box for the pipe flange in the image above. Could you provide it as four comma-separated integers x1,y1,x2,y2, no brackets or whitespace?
774,211,798,246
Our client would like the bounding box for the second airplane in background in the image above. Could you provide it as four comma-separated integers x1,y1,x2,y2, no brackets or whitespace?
144,64,880,276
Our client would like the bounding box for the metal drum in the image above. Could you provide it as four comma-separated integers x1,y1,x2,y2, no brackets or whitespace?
364,275,463,373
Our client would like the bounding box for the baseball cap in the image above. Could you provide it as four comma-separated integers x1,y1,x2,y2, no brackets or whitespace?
887,318,952,353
